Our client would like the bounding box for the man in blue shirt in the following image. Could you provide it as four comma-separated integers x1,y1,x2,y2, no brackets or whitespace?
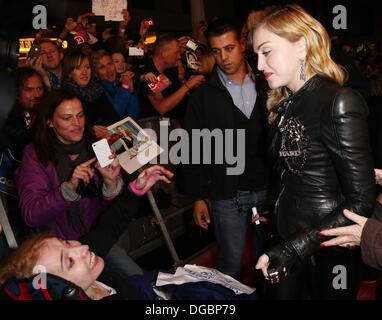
184,18,269,288
92,50,140,119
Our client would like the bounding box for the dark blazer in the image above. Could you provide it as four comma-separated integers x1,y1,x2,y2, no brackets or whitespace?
183,66,268,201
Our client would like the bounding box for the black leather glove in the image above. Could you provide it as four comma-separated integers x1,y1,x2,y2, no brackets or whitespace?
265,240,300,284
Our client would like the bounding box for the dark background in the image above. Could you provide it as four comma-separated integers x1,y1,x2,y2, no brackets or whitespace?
0,0,381,42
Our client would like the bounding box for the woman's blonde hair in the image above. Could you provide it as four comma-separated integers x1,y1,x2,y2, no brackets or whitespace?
249,4,346,122
0,234,56,285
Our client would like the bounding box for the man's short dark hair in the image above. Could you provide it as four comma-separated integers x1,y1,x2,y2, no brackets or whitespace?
153,34,178,56
205,17,241,42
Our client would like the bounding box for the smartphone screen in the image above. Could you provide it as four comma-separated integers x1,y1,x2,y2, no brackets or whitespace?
92,139,113,168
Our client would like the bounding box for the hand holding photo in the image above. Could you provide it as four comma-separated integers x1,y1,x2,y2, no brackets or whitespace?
148,74,171,94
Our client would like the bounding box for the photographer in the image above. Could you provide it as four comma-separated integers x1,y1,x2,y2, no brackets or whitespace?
15,90,144,280
25,39,64,91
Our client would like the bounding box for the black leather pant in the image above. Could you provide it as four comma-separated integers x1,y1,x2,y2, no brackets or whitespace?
264,246,361,300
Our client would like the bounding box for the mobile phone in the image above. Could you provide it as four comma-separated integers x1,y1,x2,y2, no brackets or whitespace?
144,19,154,28
148,74,172,94
92,138,113,168
186,39,198,51
29,44,41,58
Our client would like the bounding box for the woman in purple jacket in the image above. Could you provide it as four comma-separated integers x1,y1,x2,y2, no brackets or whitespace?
15,90,143,278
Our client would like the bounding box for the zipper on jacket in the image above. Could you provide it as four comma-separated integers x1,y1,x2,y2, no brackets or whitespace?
274,99,292,215
275,168,286,212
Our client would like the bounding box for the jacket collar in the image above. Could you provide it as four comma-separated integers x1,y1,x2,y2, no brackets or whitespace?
276,75,323,114
209,63,256,91
285,74,322,101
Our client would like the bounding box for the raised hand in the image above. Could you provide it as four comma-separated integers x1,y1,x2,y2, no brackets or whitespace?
66,158,97,191
95,158,121,192
133,165,174,194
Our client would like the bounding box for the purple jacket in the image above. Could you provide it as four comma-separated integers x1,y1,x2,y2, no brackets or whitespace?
15,144,102,240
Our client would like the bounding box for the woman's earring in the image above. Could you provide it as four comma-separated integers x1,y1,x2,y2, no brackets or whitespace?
299,59,306,81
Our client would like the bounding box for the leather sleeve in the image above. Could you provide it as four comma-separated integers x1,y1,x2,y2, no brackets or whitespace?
290,88,375,261
80,187,140,257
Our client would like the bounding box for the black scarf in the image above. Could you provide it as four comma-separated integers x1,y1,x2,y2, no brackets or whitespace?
53,138,94,234
62,77,104,103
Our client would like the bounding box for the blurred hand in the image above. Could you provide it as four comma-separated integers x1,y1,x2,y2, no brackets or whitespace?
141,72,157,83
24,56,47,77
185,75,205,90
193,200,210,230
95,157,120,191
77,12,95,25
255,254,270,279
64,18,78,33
375,169,382,185
92,125,109,139
134,165,174,191
121,71,135,91
178,36,192,54
196,24,208,42
139,20,150,38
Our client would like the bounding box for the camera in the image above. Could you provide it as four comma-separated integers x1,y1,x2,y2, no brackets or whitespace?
0,39,19,68
144,19,154,28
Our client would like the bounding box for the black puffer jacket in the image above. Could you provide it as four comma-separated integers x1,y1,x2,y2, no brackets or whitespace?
268,75,375,263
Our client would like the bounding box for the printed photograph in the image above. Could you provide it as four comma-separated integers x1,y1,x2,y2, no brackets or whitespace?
107,117,163,174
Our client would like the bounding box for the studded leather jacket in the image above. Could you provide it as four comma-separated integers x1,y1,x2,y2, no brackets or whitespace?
266,75,375,269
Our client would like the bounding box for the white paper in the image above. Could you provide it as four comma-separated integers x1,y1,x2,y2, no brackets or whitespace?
92,0,127,21
156,264,255,295
128,47,145,57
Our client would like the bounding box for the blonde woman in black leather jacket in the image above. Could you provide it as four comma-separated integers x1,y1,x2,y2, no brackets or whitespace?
251,5,375,299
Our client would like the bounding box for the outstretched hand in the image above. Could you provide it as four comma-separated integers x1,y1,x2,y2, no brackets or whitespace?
134,165,174,193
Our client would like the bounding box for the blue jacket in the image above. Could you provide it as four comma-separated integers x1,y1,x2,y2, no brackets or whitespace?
98,79,141,119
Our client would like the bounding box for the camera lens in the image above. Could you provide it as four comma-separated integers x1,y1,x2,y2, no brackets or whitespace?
0,39,19,68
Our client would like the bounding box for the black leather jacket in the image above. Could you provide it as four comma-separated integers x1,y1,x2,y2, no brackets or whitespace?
267,75,375,267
